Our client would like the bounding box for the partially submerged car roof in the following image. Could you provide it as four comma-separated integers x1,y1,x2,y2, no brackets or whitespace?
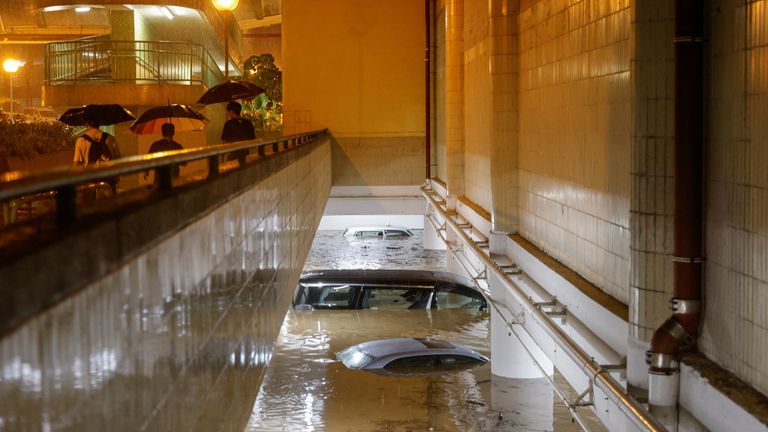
299,269,474,288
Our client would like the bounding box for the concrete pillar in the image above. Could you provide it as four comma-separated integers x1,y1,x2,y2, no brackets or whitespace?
109,10,137,81
445,0,465,205
627,0,676,390
489,271,551,379
423,213,446,250
489,0,519,234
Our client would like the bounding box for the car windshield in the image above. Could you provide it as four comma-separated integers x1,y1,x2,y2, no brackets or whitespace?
41,111,57,118
336,347,375,369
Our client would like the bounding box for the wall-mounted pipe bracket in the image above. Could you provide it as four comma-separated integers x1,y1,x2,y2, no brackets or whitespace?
670,255,704,264
668,298,700,314
661,318,695,349
645,352,680,372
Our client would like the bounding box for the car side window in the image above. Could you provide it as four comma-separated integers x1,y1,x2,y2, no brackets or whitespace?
303,284,361,309
362,287,431,310
438,355,479,365
434,285,486,310
384,230,410,237
356,231,382,238
384,355,436,369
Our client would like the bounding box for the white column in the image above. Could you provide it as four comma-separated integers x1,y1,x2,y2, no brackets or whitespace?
489,271,551,378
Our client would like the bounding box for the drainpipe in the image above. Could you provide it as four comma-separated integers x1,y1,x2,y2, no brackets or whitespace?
425,0,431,180
646,1,704,430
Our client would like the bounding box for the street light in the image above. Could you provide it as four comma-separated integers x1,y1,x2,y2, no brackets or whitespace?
212,0,239,80
3,58,21,121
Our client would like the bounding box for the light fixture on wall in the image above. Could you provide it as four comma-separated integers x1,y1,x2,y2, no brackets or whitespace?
75,6,91,13
211,0,239,80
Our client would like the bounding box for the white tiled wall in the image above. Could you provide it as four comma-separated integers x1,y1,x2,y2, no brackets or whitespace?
0,142,332,430
701,0,768,396
517,0,632,302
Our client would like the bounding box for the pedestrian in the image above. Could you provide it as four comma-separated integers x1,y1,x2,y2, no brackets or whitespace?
145,123,186,182
73,110,121,194
221,101,255,163
72,112,120,167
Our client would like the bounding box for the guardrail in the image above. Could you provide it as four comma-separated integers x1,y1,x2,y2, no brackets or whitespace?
421,185,668,432
45,38,239,88
0,129,328,228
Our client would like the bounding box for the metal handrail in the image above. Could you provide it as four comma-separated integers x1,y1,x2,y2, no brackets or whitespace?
0,129,329,225
45,39,225,88
421,186,668,432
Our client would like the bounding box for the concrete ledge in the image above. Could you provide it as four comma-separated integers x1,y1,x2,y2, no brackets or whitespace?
681,353,768,431
0,138,326,335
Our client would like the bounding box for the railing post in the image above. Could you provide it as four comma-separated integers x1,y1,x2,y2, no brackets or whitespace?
272,141,279,153
257,144,266,157
208,155,220,179
238,150,247,166
55,185,77,227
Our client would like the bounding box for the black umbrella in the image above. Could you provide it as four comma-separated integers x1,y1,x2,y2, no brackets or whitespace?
129,104,208,135
59,104,136,126
197,80,265,105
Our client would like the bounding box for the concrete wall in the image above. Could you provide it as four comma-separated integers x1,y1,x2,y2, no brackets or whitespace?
282,0,426,186
702,0,768,396
0,140,332,430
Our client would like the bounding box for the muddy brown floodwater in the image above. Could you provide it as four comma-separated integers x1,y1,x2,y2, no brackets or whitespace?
245,230,606,431
245,309,606,432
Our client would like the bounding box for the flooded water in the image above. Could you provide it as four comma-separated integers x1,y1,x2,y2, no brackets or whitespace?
245,309,604,432
246,230,606,431
303,230,446,271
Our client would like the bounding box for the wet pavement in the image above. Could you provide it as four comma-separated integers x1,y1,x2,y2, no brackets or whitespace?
246,230,606,431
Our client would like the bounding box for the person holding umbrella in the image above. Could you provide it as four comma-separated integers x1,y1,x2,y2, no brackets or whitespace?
144,123,186,182
222,101,255,163
72,110,122,167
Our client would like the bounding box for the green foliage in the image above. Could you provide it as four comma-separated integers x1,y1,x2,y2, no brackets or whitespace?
243,53,282,103
0,119,76,158
242,54,283,131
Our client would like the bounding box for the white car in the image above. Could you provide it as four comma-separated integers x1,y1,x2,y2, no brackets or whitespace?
22,107,60,123
336,338,488,372
343,226,413,238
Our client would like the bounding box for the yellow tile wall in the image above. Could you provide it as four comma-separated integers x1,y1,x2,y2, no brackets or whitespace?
701,0,768,396
463,0,493,210
517,0,632,302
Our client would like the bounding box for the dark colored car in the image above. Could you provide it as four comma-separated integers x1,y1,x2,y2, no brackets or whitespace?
293,269,487,311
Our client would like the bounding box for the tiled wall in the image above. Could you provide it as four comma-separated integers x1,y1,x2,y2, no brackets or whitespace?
701,0,768,395
463,0,493,210
628,1,675,343
445,0,466,198
331,136,425,186
517,0,632,302
0,142,332,431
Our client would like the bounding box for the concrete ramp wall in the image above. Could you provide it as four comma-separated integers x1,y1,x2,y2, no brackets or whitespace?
0,139,332,431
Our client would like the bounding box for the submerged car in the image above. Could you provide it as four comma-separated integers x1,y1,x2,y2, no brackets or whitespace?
343,226,413,238
336,338,488,372
293,269,487,311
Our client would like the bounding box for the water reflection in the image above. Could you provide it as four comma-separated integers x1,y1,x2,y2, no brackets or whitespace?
303,230,446,271
246,309,603,431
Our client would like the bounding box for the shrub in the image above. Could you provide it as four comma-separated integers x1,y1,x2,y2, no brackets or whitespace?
0,119,76,159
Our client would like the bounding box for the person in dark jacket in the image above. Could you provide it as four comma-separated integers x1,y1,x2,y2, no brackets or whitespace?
221,101,255,163
145,123,185,181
